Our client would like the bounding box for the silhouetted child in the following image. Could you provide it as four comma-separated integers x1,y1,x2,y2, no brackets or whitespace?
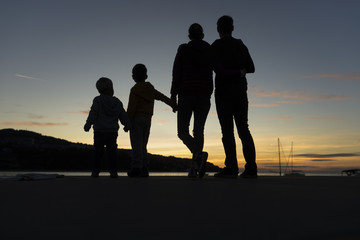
127,64,177,177
84,77,131,178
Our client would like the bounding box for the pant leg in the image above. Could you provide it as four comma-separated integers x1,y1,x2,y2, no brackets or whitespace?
130,119,143,168
177,96,197,154
193,96,211,153
141,117,151,169
130,117,151,169
215,91,238,171
105,132,118,174
93,132,105,174
233,91,257,170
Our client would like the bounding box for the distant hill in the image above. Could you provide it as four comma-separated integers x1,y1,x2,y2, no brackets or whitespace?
0,128,220,172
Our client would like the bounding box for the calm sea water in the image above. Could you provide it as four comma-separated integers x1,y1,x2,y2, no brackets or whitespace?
0,171,342,177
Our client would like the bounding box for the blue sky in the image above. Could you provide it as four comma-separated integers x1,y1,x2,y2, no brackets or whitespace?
1,0,359,173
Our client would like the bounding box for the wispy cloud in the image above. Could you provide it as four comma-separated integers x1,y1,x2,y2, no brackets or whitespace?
310,159,337,162
0,122,68,127
152,119,169,126
27,113,45,119
249,86,351,102
15,74,45,82
68,110,89,115
251,103,279,107
300,73,360,81
306,117,345,121
260,116,293,120
296,153,360,158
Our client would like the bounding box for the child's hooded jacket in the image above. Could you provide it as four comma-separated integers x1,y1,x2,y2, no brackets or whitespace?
85,94,131,132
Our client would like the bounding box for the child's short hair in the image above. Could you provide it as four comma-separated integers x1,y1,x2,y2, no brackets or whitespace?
217,15,234,34
96,77,114,96
132,64,147,82
188,23,203,40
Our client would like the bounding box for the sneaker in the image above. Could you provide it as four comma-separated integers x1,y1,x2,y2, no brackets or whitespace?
198,152,208,178
188,168,198,178
214,168,238,178
239,169,257,178
127,168,142,177
110,172,118,178
141,167,149,177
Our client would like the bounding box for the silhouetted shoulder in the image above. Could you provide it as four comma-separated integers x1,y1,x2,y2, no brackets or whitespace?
177,43,188,53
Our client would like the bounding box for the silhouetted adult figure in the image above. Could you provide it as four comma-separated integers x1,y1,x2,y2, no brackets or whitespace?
171,23,213,178
211,16,257,178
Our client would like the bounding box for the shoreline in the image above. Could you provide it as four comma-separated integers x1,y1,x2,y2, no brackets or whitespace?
0,170,347,178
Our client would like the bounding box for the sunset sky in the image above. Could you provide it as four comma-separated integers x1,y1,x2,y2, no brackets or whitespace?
1,0,359,174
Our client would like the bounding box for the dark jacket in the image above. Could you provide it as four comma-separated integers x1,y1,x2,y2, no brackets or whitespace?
85,94,131,132
171,40,213,98
127,82,174,120
211,36,255,91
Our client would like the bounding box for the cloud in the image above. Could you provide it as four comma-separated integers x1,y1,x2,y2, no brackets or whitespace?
152,119,169,126
0,122,68,127
277,100,305,104
27,113,45,119
15,74,44,81
260,116,293,120
295,153,360,158
68,111,89,115
300,73,360,81
249,87,350,102
306,117,345,121
310,159,337,162
251,103,279,107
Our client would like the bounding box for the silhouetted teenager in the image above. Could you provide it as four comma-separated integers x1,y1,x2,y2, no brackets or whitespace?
84,77,131,178
211,16,257,178
127,64,177,177
171,23,213,178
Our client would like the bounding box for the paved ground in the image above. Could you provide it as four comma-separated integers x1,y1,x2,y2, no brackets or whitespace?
1,176,359,240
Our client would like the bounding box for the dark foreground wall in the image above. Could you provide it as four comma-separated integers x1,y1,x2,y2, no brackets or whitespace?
1,176,359,240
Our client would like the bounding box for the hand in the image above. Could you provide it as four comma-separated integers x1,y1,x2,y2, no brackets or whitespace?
240,69,247,77
171,97,177,113
84,123,91,132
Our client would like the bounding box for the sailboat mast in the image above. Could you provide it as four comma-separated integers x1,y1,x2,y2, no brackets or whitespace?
278,138,281,176
290,142,293,172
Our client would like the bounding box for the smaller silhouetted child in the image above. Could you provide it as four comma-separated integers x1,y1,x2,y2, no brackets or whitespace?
127,64,177,177
84,77,131,178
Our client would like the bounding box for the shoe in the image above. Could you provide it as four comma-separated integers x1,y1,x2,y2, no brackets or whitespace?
188,168,198,178
141,167,149,177
91,172,99,178
214,168,238,178
127,168,142,177
110,172,118,178
239,169,257,178
198,152,208,178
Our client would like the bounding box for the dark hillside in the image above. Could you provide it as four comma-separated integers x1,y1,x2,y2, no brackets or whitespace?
0,129,220,172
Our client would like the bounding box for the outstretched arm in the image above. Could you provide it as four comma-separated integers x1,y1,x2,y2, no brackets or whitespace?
118,101,132,132
84,98,99,132
154,89,177,112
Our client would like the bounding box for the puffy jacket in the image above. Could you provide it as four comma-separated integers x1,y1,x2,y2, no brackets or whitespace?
85,94,131,132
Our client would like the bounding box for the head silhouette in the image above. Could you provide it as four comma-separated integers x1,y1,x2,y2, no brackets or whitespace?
188,23,204,40
96,77,114,96
217,15,234,35
132,64,148,82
